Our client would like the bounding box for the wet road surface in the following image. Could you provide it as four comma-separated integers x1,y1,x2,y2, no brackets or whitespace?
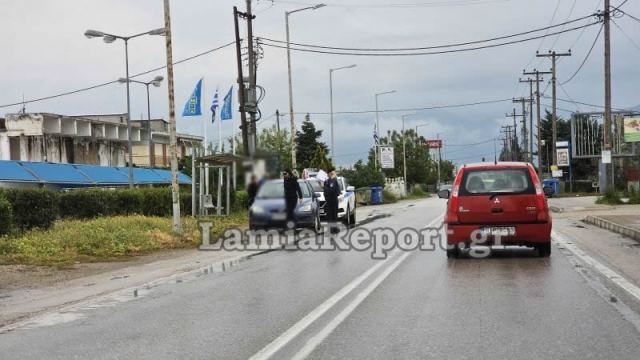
1,198,640,359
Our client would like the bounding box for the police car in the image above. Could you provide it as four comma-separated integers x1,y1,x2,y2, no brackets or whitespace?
308,176,357,226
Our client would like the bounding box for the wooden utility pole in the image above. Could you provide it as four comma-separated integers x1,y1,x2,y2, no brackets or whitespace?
536,50,571,166
603,0,613,189
524,69,551,178
163,0,181,233
246,0,257,157
233,6,249,155
506,108,524,161
513,97,532,163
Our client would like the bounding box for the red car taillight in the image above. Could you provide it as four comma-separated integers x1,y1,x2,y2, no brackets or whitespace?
529,165,548,222
446,183,461,224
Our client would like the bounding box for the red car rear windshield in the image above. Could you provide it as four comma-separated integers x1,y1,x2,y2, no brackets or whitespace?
459,168,534,196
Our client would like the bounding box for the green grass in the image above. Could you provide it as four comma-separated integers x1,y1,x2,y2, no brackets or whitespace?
595,187,624,205
406,186,432,200
0,213,247,267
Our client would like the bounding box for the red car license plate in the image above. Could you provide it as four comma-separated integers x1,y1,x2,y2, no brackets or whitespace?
481,227,516,237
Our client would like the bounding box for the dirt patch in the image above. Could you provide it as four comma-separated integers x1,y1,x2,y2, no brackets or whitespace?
0,249,194,292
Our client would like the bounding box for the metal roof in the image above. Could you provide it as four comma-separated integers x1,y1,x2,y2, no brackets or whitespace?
0,160,191,187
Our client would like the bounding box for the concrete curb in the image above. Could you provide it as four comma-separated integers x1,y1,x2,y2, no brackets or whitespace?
549,205,563,213
583,215,640,242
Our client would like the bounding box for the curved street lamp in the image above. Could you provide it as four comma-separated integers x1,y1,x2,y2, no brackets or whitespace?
84,28,165,187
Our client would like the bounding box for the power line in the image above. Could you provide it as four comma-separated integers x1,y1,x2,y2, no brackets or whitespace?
613,19,640,52
446,138,495,147
281,98,511,116
549,0,579,49
272,0,510,9
0,41,236,109
258,21,601,56
259,13,596,52
560,23,604,85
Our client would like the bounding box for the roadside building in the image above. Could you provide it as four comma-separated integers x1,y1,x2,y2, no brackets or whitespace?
0,112,201,168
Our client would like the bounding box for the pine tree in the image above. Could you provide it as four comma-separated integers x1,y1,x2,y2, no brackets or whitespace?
296,114,330,170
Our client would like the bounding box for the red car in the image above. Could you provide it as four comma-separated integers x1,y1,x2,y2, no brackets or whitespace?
439,162,552,258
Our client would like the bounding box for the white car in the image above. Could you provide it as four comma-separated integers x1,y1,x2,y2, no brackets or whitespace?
308,176,357,226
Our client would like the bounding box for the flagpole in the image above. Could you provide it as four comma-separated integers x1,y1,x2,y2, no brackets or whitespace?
232,89,236,190
203,78,209,197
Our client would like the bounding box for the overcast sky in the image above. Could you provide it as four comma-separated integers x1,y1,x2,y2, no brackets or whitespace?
2,0,639,166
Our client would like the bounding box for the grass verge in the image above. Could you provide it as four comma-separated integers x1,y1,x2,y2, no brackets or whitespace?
0,212,247,267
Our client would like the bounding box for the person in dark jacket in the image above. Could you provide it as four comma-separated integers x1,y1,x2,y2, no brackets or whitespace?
283,169,302,226
247,175,259,208
323,167,340,231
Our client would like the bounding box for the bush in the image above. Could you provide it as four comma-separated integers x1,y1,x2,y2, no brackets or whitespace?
233,190,249,211
59,189,116,219
0,195,13,235
382,190,398,204
627,187,640,205
1,189,58,230
596,186,623,205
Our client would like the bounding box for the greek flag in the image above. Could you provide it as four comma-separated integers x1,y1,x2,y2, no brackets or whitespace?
221,86,233,121
182,79,202,117
210,88,219,123
374,124,379,145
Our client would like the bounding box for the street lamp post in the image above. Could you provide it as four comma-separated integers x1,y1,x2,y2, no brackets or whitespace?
285,3,325,169
118,76,164,167
84,27,165,188
374,90,396,170
415,122,429,147
329,64,356,166
402,114,417,195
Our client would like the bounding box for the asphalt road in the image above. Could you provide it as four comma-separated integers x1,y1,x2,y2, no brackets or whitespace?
2,198,640,359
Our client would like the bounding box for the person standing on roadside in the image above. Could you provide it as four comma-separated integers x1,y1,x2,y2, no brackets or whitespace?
283,169,302,227
247,175,259,208
323,167,340,232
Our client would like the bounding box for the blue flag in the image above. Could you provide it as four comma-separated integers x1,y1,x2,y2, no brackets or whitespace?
221,86,233,121
210,88,219,123
182,79,202,116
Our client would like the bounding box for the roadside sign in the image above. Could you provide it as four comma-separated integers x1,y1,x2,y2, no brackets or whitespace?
557,148,570,167
552,169,563,177
556,141,569,148
602,150,612,164
380,146,395,169
424,139,442,149
624,117,640,142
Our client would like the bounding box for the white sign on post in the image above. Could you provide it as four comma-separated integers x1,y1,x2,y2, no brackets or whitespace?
380,146,395,169
557,148,570,167
602,150,612,164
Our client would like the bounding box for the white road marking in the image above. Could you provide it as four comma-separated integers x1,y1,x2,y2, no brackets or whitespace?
292,250,413,360
249,216,443,360
553,230,640,302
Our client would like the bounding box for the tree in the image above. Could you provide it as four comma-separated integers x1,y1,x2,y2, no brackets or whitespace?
296,114,330,170
340,160,385,188
256,125,292,171
369,129,434,186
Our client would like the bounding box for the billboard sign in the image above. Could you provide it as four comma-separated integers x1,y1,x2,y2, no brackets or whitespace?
425,139,442,149
624,117,640,142
557,148,570,167
380,146,395,169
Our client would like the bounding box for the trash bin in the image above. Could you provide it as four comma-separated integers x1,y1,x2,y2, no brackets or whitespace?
371,186,384,205
542,178,560,196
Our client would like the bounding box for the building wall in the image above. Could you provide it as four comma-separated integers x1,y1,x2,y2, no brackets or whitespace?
0,133,9,160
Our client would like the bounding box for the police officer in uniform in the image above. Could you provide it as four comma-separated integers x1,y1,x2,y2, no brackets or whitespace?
323,167,340,232
283,169,302,228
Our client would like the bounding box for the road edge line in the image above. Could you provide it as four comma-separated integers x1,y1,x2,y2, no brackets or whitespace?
552,230,640,302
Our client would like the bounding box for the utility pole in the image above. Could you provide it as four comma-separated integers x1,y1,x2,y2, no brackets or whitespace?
603,0,613,189
246,0,257,157
536,50,571,166
233,6,249,155
163,0,181,233
500,126,513,161
513,97,531,163
506,108,524,161
524,69,551,178
275,109,281,133
519,78,538,163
